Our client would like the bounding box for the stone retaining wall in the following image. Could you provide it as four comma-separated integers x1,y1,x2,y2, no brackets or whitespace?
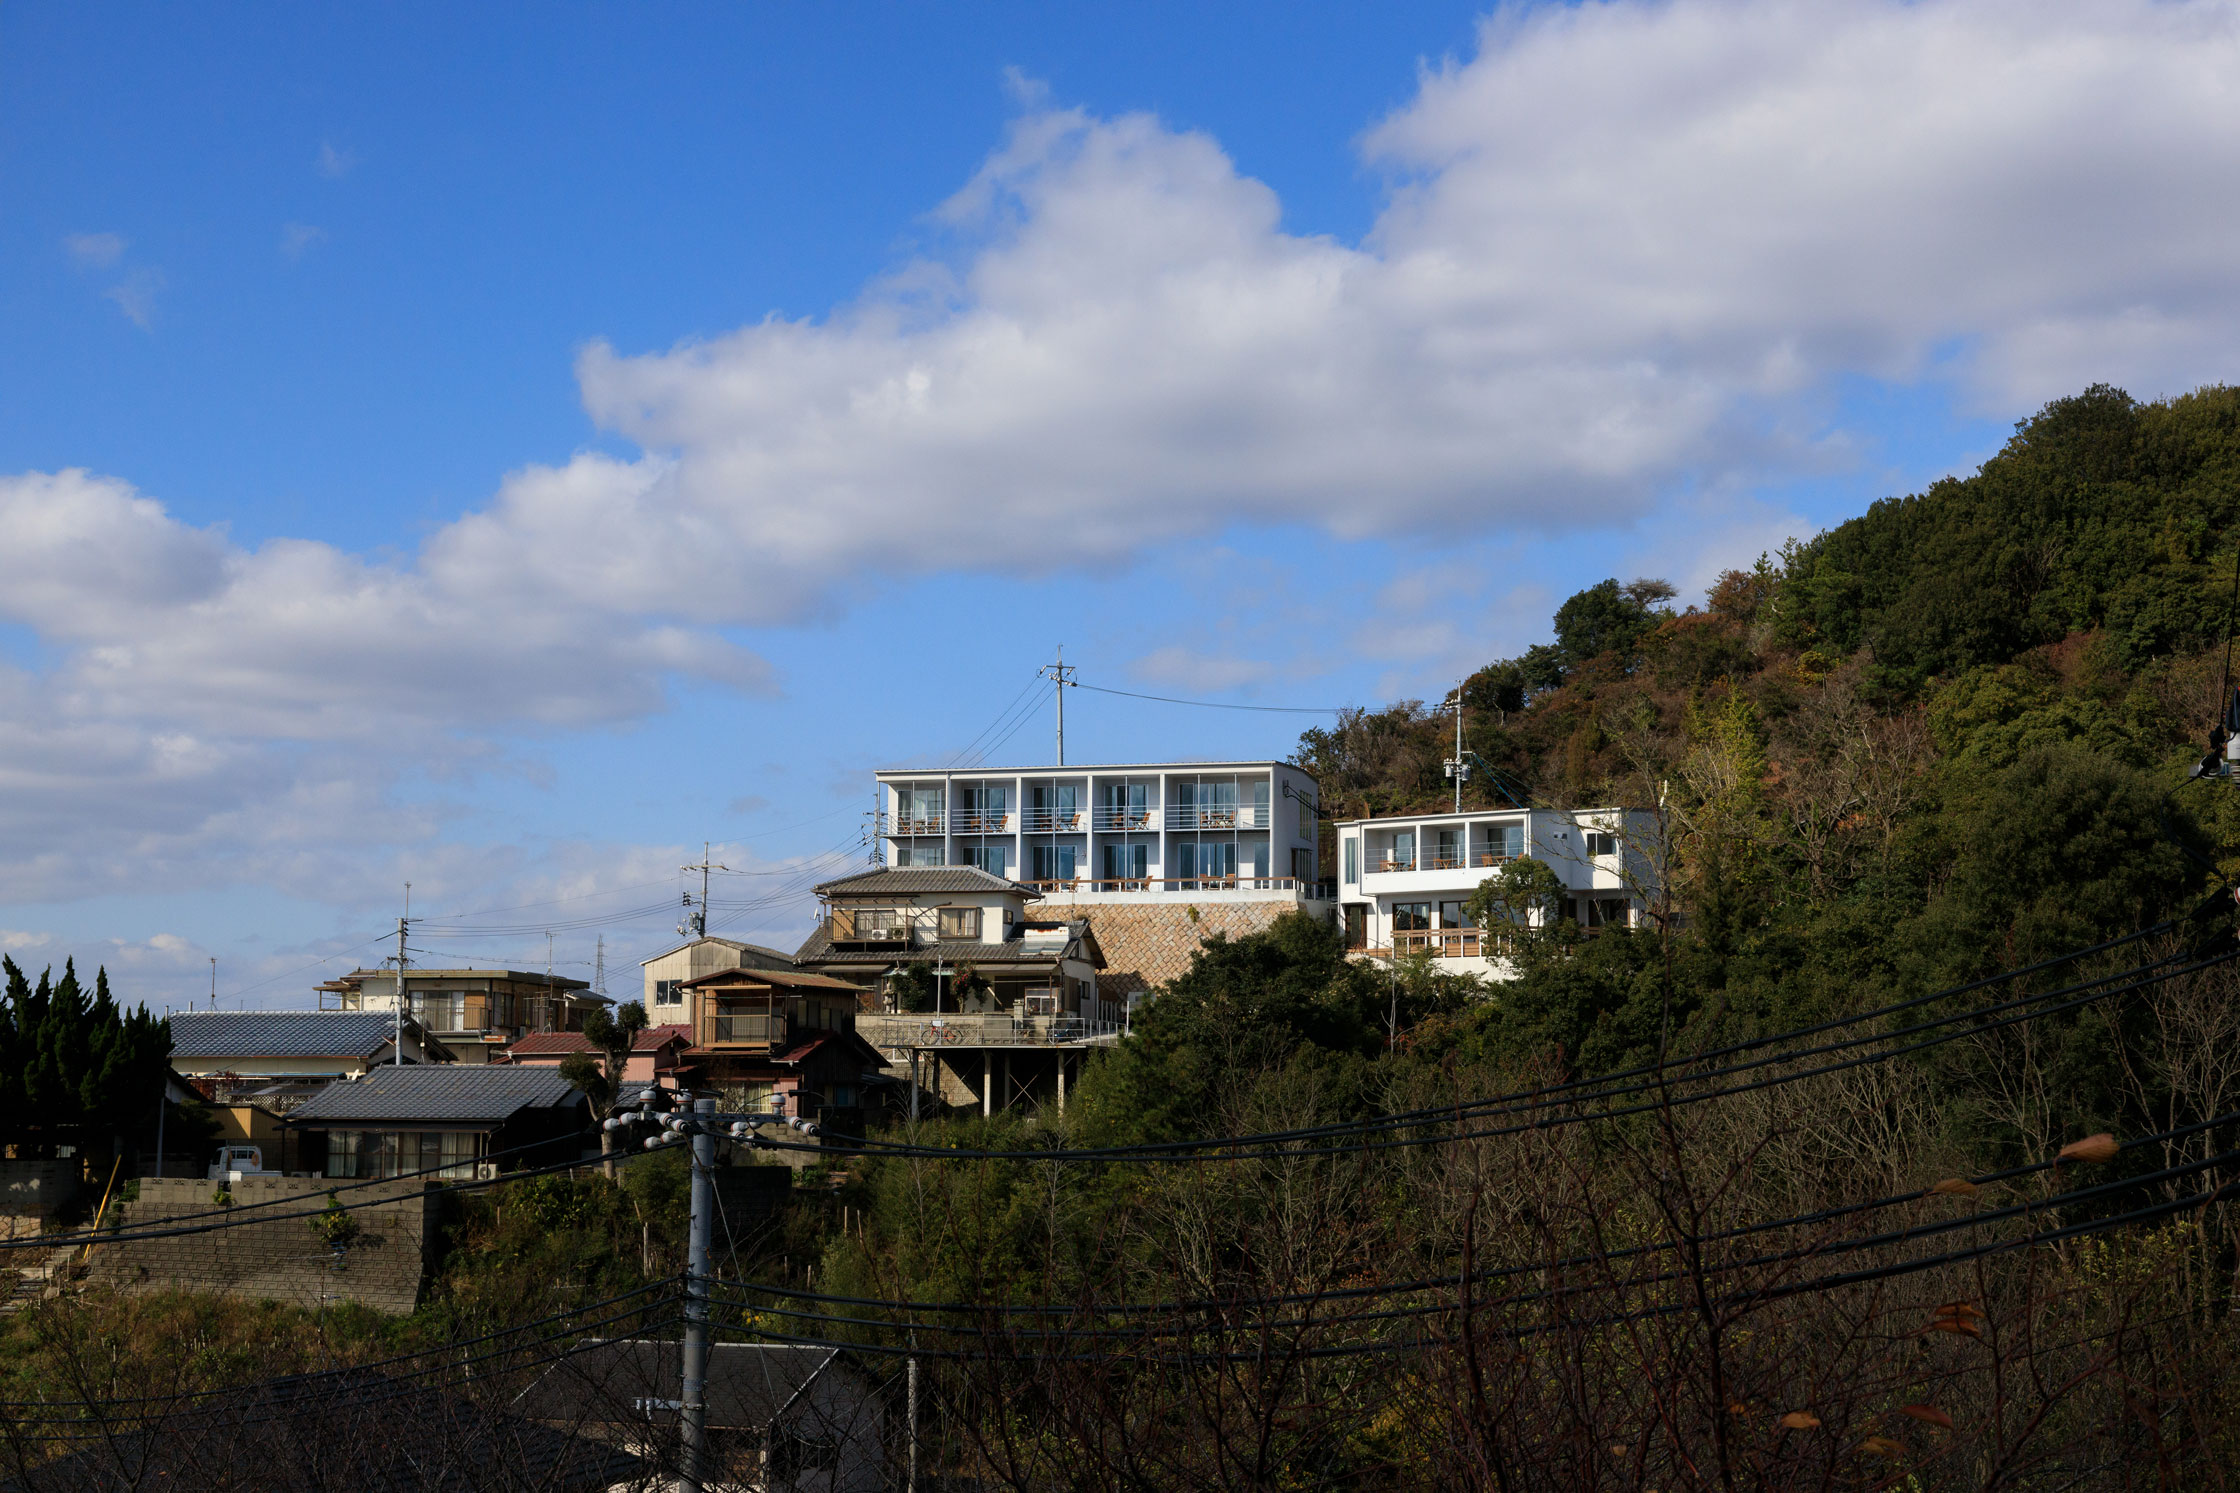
89,1175,435,1314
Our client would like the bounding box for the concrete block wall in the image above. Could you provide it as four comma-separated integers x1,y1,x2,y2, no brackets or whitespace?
90,1175,435,1314
0,1160,82,1240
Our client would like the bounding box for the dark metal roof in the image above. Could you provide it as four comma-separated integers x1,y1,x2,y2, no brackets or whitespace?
287,1064,581,1126
812,865,1041,898
2,1367,642,1493
169,1011,406,1060
523,1341,871,1432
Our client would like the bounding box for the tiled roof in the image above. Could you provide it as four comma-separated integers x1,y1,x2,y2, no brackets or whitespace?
504,1024,693,1056
811,866,1040,898
678,967,867,992
287,1064,581,1125
169,1011,406,1060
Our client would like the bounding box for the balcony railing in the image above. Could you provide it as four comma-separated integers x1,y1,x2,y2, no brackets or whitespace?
1019,808,1085,832
1026,876,1330,896
711,1012,788,1045
893,815,945,836
1092,806,1155,831
1391,929,1513,959
1376,857,1415,873
953,810,1010,833
828,908,926,945
1165,805,1271,830
858,1013,1122,1048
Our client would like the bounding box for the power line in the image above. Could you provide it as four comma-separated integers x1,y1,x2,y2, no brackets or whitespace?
829,939,2218,1164
1072,681,1343,714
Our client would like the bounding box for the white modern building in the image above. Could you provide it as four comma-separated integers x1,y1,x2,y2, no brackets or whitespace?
1333,806,1658,977
874,760,1328,906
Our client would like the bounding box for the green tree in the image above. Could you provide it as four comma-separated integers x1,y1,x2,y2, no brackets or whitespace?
560,1000,649,1119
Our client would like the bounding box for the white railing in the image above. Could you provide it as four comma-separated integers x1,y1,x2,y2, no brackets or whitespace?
1092,807,1156,831
857,1013,1122,1048
953,810,1010,834
1026,876,1307,895
1019,808,1085,832
1164,805,1270,830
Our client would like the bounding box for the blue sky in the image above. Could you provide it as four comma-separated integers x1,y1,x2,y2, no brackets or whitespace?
5,1,2234,1008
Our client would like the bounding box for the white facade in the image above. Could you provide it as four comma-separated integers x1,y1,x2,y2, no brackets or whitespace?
1334,806,1657,977
874,760,1327,908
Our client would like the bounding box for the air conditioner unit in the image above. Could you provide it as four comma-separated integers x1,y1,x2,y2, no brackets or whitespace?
474,1162,499,1181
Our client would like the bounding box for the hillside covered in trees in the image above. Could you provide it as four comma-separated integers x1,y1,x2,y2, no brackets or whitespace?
1291,382,2240,1088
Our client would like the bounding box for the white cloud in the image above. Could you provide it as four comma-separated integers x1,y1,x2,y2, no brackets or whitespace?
64,231,126,269
0,470,775,902
280,222,326,260
1128,646,1276,693
317,141,355,178
105,268,164,329
512,0,2240,627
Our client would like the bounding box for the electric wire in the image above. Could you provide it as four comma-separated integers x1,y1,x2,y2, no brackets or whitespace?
699,1171,2239,1365
826,938,2217,1164
702,1117,2240,1342
1072,682,1343,714
0,1277,685,1417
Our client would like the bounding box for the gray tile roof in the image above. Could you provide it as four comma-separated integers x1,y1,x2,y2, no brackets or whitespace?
170,1011,406,1060
288,1064,581,1125
812,866,1041,897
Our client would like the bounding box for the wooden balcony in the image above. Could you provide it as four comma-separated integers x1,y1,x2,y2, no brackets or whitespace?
1391,929,1513,959
708,1011,789,1047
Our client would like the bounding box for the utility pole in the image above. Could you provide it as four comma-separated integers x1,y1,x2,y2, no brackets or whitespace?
907,1350,920,1493
1442,686,1469,814
678,1097,717,1493
393,884,413,1065
392,922,409,1060
602,1094,821,1493
1039,647,1077,766
679,843,730,940
593,935,606,998
208,957,216,1011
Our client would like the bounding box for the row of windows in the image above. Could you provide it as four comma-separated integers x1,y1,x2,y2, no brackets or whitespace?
1341,827,1622,883
325,1129,486,1180
1385,896,1631,932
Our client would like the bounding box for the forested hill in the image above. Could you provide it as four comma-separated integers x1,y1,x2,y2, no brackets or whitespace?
1299,382,2240,829
1288,381,2240,1073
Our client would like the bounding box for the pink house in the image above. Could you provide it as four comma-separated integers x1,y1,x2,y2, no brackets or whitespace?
499,1023,695,1086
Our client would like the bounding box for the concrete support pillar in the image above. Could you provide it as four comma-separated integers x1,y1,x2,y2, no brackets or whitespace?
983,1050,992,1118
1056,1053,1067,1115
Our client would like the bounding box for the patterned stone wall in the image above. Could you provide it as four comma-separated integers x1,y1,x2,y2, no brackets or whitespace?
1042,899,1329,1002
